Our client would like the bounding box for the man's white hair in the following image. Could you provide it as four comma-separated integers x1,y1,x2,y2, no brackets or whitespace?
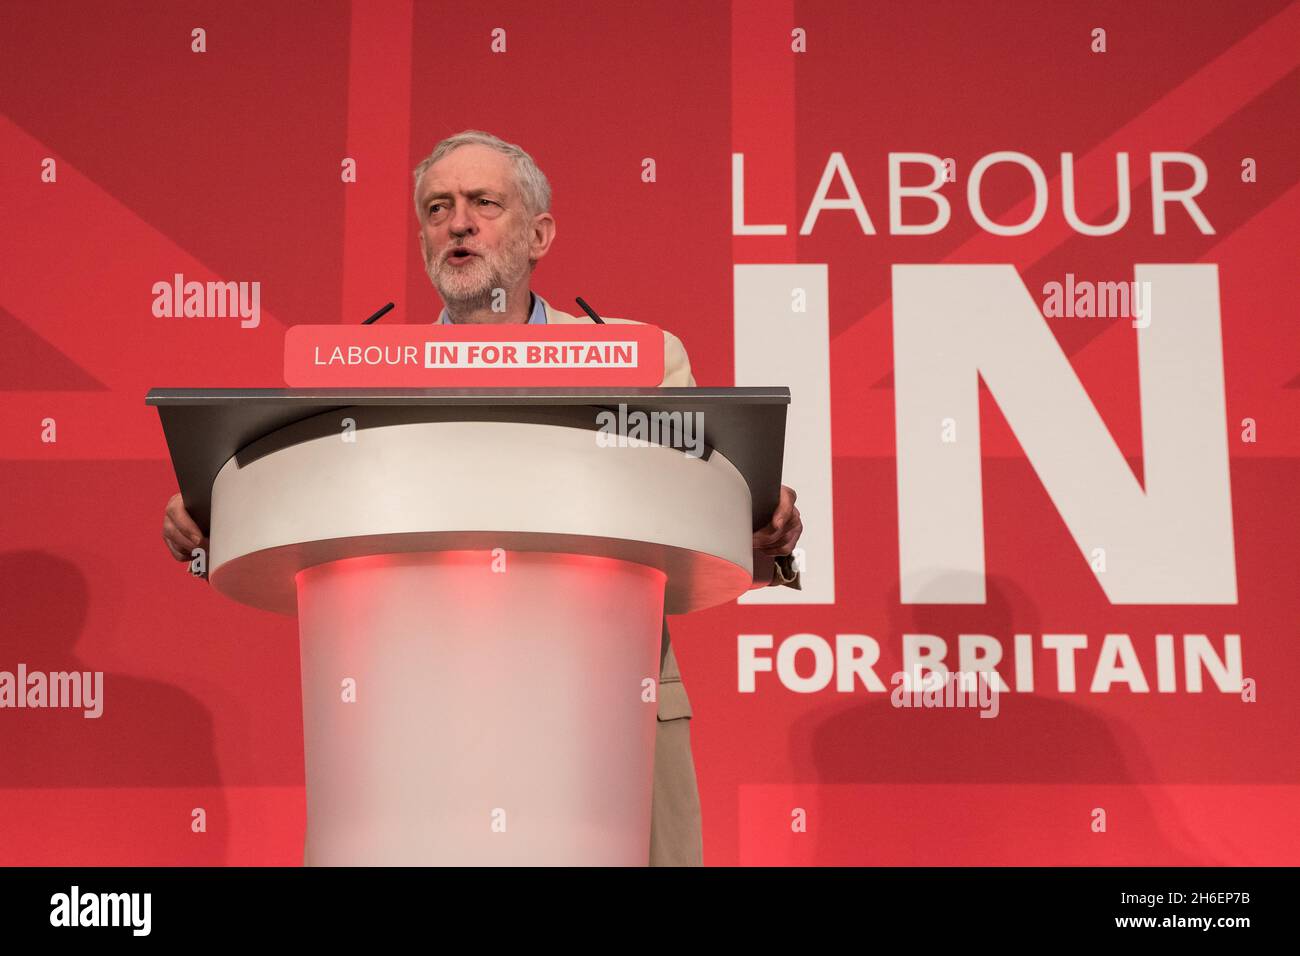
412,130,552,219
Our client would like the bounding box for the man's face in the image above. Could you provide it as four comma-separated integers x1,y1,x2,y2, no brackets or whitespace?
416,144,551,312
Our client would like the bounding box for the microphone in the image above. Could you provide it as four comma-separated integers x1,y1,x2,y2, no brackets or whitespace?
362,302,395,325
575,297,606,324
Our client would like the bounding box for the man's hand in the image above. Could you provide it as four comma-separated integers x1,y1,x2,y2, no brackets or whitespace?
162,493,208,566
750,484,802,586
754,484,802,556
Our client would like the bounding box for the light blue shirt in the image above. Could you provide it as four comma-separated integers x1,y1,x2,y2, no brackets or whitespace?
437,292,547,325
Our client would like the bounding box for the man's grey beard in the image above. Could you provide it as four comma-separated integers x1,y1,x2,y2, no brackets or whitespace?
426,225,533,319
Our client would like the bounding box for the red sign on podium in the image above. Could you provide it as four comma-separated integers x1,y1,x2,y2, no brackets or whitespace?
284,323,666,387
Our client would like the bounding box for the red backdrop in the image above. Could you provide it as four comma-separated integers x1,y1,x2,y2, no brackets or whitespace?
1,0,1296,865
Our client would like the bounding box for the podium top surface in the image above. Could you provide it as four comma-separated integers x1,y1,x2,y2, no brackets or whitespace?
146,387,791,534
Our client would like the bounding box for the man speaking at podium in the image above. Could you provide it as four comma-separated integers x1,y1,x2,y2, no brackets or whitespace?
161,130,804,866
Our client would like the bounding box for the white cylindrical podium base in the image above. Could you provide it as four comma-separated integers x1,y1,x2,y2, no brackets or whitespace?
294,549,667,866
